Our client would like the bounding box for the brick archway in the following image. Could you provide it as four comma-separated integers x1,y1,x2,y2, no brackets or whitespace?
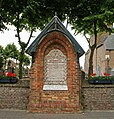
29,31,81,113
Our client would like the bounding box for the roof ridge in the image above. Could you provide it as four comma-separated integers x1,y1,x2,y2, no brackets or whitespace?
26,16,85,57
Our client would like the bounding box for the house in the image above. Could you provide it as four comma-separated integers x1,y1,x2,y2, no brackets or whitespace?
84,32,114,76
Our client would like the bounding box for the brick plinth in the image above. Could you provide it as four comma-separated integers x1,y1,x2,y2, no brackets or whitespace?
28,31,81,113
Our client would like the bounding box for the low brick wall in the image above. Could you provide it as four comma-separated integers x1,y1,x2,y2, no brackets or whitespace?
82,80,114,110
0,79,30,110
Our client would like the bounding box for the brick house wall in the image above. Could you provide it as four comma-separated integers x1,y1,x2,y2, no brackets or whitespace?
28,31,82,113
109,51,114,69
93,46,106,75
85,47,114,75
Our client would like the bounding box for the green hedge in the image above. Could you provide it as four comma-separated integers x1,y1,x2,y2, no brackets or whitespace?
89,76,114,80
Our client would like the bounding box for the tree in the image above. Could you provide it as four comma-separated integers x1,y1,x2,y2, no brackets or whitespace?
23,54,30,77
1,0,68,78
23,55,30,67
0,45,4,56
67,0,114,76
0,0,7,31
0,45,4,69
0,56,4,69
0,43,18,70
4,43,19,60
3,43,19,71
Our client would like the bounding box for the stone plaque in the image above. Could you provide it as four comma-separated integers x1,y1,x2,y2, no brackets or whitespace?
43,85,68,91
43,49,67,90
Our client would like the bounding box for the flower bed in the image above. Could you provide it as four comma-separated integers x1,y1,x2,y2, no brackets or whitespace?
88,73,114,84
0,72,18,84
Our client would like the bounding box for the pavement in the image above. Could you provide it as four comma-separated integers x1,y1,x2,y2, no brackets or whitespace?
0,109,114,119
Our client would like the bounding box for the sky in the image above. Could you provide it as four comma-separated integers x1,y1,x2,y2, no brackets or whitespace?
0,24,89,69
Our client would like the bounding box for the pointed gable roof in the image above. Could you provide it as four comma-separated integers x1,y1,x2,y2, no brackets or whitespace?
26,16,85,57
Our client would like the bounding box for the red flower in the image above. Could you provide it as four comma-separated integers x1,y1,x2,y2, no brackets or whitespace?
7,72,16,77
90,73,96,77
11,73,16,77
104,72,110,76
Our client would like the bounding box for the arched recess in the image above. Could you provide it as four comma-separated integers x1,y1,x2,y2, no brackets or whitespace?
33,31,78,92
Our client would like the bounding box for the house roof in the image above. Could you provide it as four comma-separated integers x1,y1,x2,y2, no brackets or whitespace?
104,34,114,50
26,16,85,57
97,36,107,48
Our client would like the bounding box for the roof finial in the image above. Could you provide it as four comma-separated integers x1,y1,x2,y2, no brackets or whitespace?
55,12,57,17
54,12,57,29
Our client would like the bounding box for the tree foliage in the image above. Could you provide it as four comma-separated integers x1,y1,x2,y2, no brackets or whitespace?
1,0,68,78
2,0,114,77
0,45,4,69
0,45,4,56
23,55,30,67
0,0,7,31
4,43,19,60
68,0,114,35
0,43,30,75
67,0,114,76
1,43,19,69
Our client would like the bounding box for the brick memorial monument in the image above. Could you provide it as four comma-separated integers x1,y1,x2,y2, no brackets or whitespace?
26,15,84,113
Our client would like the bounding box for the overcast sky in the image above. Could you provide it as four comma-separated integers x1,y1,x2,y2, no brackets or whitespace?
0,24,89,69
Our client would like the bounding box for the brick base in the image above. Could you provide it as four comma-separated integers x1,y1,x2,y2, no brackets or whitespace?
28,90,81,113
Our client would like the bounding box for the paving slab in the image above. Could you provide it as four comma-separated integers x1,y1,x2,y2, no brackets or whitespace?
0,109,114,119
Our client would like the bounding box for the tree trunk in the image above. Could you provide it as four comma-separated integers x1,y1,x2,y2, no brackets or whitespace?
16,12,33,79
88,45,96,76
88,20,97,77
19,49,25,79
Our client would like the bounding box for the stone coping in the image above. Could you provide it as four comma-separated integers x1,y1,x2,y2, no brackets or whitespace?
0,78,30,88
82,80,114,88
